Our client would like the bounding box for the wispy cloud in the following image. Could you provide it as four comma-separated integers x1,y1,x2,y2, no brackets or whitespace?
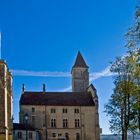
89,66,114,82
11,66,114,92
11,66,114,79
58,66,114,91
11,69,71,77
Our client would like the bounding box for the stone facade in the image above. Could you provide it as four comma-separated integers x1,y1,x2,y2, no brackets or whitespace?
13,130,37,140
72,67,89,92
0,60,13,140
20,104,100,140
13,123,39,140
19,52,100,140
72,52,89,92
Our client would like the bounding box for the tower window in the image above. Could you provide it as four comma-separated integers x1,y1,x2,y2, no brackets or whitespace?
51,119,56,128
63,119,68,128
63,108,67,113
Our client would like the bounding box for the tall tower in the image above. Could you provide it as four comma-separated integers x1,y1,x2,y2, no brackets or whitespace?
72,51,89,92
0,59,13,140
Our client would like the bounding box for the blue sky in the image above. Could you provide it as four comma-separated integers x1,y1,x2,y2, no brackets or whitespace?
0,0,138,134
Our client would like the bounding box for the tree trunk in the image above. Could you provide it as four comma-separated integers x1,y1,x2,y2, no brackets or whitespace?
138,108,140,132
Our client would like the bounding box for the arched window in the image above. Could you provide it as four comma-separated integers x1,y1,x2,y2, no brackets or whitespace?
76,133,80,140
65,133,69,140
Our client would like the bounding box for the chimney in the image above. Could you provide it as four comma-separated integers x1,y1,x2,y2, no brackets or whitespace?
43,83,46,93
22,84,25,94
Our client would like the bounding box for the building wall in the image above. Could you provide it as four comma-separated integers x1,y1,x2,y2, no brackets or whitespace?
7,72,13,136
0,60,13,140
72,68,89,92
13,130,37,140
20,105,99,140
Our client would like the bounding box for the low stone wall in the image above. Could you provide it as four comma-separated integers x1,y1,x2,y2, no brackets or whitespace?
0,134,13,140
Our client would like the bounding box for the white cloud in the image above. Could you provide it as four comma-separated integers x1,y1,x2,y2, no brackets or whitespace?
11,66,114,79
11,69,71,77
11,66,114,92
89,66,114,82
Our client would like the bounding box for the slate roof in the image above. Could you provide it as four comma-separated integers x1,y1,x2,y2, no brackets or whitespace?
20,92,95,106
13,123,35,131
73,51,89,68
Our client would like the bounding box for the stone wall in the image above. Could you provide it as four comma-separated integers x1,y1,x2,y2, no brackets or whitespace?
20,105,99,140
0,60,13,140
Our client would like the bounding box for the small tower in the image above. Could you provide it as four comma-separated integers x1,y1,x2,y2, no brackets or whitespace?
72,51,89,92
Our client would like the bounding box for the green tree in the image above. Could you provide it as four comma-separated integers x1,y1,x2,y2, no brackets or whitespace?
125,5,140,133
105,56,137,140
105,4,140,139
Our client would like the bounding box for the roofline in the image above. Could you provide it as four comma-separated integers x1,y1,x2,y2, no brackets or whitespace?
20,104,95,107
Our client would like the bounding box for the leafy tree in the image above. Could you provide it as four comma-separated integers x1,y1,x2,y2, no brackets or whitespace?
105,56,137,140
125,5,140,132
105,5,140,139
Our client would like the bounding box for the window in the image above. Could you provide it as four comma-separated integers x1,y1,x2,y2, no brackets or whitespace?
52,133,56,137
58,133,62,137
51,119,56,128
75,119,80,128
65,133,69,140
29,132,32,139
17,132,22,139
74,108,79,114
63,119,68,128
51,108,56,113
63,108,67,113
76,133,80,140
32,107,35,113
32,116,35,124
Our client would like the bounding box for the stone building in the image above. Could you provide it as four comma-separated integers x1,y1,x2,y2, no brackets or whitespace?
13,123,39,140
0,59,13,140
19,52,100,140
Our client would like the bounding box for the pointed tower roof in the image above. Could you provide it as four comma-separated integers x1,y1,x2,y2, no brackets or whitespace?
73,51,89,68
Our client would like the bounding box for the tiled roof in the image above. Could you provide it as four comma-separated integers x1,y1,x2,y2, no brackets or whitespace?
73,51,89,68
20,92,95,106
13,123,35,131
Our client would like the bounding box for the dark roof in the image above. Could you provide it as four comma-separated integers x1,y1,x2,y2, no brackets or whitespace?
20,92,95,106
13,123,35,131
89,84,97,92
73,51,89,68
